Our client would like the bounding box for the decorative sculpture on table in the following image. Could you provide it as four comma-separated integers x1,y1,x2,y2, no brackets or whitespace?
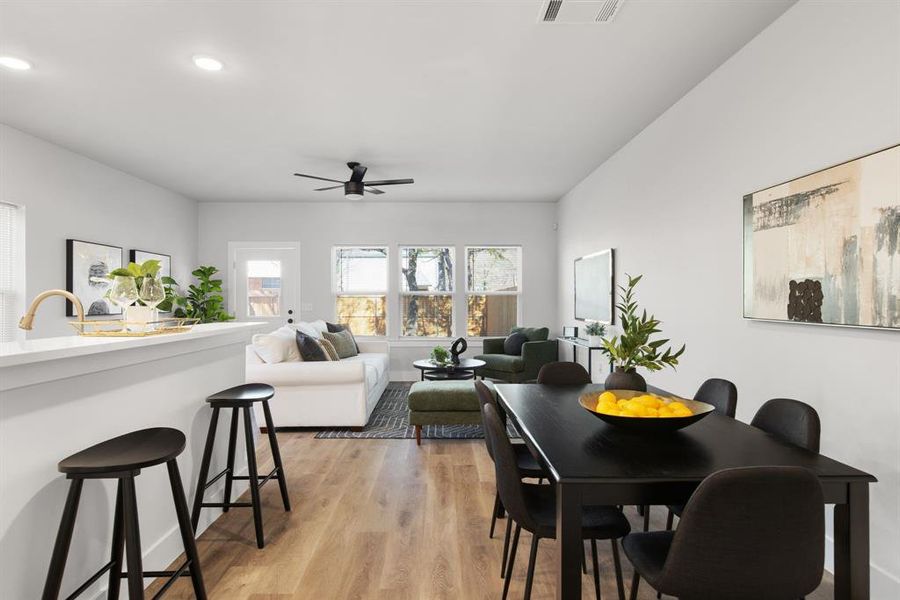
449,337,468,365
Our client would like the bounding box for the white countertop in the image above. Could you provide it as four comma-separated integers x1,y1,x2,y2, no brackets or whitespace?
0,321,268,368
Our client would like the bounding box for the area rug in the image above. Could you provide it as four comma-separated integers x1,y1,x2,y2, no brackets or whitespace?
314,382,518,440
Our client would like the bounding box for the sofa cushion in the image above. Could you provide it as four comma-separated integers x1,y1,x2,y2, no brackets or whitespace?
511,326,550,342
476,353,525,373
323,329,358,358
251,327,301,363
503,331,529,356
296,331,328,361
407,381,483,412
342,352,389,384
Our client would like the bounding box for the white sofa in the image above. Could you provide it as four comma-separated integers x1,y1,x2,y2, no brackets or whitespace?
246,339,390,428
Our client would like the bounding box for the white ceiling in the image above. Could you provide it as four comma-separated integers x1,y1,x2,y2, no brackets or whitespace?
0,0,794,203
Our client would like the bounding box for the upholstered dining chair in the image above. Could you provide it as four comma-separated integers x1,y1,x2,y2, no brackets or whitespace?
536,361,592,385
483,403,630,600
475,381,547,579
660,378,739,531
751,398,821,453
624,466,824,600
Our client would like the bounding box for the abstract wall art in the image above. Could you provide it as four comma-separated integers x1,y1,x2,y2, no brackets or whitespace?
66,239,123,316
743,144,899,330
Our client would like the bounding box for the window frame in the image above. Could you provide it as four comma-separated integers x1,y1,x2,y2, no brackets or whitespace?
0,201,25,343
464,245,523,339
331,245,390,338
398,245,456,339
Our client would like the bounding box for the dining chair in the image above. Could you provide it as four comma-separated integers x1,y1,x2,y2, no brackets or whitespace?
475,381,548,579
751,398,821,453
536,361,592,385
483,403,630,600
624,466,824,600
659,377,739,531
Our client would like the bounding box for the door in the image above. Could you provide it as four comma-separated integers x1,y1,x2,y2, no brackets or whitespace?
230,243,300,327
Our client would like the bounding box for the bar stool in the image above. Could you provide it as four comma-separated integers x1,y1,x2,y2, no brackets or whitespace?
42,428,206,600
190,383,290,549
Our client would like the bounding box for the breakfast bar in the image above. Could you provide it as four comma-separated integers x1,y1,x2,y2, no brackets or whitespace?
0,322,266,599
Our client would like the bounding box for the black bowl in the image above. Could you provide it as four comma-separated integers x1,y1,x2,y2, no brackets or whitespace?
578,389,715,432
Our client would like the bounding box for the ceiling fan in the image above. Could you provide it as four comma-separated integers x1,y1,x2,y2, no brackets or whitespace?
293,162,414,200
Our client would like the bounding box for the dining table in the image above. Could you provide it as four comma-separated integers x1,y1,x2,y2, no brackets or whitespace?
494,383,877,600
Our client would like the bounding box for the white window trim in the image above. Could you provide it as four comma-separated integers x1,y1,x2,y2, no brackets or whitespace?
464,245,523,339
399,245,456,338
0,202,25,342
332,245,389,338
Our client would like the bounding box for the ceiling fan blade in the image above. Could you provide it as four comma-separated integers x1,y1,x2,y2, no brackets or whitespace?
293,173,345,184
364,186,385,195
362,178,414,186
314,185,344,191
350,164,368,182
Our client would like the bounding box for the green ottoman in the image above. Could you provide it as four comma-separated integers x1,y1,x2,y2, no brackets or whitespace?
407,380,492,445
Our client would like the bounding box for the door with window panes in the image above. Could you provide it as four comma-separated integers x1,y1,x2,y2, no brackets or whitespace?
232,246,299,327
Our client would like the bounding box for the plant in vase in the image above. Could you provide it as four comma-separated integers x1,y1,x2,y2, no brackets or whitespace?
166,265,235,323
107,260,163,330
599,273,685,391
584,321,606,347
431,345,450,367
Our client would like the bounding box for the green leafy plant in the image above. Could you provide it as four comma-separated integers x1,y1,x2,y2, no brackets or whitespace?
168,266,234,323
585,321,606,336
107,260,161,306
599,273,685,372
430,345,450,366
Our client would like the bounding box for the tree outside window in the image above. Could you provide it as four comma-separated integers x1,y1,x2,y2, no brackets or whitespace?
400,247,454,337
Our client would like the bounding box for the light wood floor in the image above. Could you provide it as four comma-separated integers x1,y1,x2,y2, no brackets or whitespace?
149,432,835,599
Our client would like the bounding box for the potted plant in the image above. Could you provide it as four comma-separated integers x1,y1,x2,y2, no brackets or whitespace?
584,321,606,347
165,266,235,323
431,345,450,367
107,259,164,330
599,273,685,391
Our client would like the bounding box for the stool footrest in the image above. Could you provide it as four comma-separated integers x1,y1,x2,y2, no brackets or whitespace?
202,467,231,490
64,560,115,600
233,467,279,489
201,501,253,508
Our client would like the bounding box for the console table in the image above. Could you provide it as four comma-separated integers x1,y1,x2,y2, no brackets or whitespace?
556,336,610,378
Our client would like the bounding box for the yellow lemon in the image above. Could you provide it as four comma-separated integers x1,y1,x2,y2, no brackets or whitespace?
597,391,617,404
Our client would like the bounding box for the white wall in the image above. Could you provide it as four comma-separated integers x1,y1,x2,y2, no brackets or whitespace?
198,200,558,377
0,124,199,338
556,1,900,596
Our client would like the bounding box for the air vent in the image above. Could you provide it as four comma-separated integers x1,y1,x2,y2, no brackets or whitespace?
539,0,626,24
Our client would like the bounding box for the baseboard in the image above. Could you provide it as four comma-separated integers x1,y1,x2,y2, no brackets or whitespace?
86,466,250,600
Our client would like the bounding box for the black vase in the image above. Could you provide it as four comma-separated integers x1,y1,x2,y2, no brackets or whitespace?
604,367,647,392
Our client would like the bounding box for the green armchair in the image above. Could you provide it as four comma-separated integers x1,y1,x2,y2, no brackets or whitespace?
474,326,558,383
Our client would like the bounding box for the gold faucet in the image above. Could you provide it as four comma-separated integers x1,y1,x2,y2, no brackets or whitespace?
19,289,85,330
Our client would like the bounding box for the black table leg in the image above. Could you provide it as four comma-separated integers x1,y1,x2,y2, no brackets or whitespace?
834,482,870,600
556,482,582,600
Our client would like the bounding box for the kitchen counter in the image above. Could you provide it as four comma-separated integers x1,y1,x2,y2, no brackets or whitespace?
0,320,268,598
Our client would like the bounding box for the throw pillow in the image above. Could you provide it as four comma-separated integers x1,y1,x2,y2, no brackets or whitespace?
326,321,361,352
309,319,329,336
318,337,340,361
251,327,301,363
503,331,529,356
323,329,358,359
296,330,328,361
295,321,321,339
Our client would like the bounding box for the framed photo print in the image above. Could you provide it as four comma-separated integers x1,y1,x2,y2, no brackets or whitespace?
66,239,123,316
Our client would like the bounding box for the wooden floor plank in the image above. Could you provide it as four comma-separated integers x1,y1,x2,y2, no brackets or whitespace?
149,433,835,599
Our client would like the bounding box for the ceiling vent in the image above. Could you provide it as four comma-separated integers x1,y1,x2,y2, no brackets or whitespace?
540,0,626,24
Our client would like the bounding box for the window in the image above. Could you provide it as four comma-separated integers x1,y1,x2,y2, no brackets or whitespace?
400,246,454,337
466,246,521,336
333,247,388,336
0,202,22,342
246,260,282,317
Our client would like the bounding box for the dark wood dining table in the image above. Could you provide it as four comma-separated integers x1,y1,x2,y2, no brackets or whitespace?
495,383,877,600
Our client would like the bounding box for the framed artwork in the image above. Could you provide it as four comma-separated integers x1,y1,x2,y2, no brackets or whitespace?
66,239,123,316
130,249,171,278
574,248,614,324
743,144,899,330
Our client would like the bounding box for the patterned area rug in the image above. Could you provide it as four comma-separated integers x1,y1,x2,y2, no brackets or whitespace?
314,382,518,440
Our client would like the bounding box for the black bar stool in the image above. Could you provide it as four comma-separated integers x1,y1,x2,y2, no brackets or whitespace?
42,428,206,600
190,383,290,549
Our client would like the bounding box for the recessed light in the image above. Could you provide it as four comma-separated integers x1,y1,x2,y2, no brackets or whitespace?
0,56,32,71
192,55,223,72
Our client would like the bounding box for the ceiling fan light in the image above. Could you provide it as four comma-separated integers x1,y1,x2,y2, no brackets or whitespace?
344,181,364,200
345,192,364,200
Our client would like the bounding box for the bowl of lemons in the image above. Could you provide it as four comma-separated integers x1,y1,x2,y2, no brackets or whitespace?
578,389,715,432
